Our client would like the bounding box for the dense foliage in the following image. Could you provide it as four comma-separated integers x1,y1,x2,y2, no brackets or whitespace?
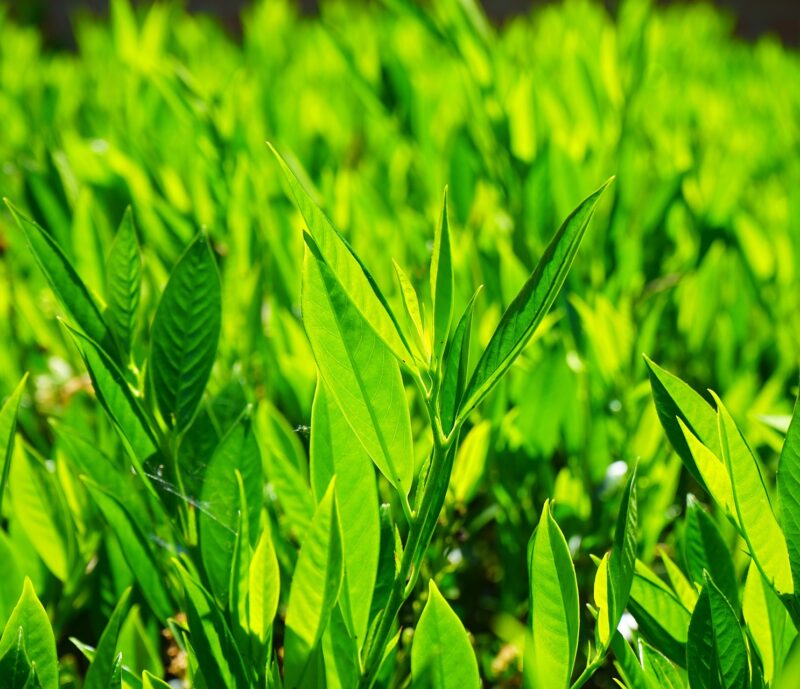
1,0,800,687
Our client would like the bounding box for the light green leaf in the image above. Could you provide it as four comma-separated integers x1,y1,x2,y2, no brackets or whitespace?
743,562,796,685
430,189,454,365
678,421,734,518
524,500,579,689
411,580,480,689
199,412,262,604
628,560,690,667
310,382,379,648
644,357,721,489
302,233,414,497
150,233,221,430
269,144,412,364
778,388,800,603
174,562,249,689
659,548,698,611
714,394,793,594
392,259,428,362
82,479,172,620
248,519,280,666
142,671,172,689
683,496,738,612
284,479,344,689
83,588,132,689
105,207,141,361
5,200,118,361
0,375,29,516
460,179,612,419
439,288,480,434
0,579,58,689
63,324,158,478
0,626,31,689
641,642,686,689
609,467,638,636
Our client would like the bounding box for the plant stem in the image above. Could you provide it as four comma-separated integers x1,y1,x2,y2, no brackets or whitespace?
570,655,604,689
358,429,453,688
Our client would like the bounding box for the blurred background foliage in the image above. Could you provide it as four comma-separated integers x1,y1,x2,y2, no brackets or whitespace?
0,0,799,685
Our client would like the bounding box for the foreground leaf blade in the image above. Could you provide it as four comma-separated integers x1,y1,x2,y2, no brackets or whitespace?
150,233,221,430
302,234,414,497
524,500,580,689
0,375,28,515
105,207,141,361
461,179,612,418
0,579,58,689
411,580,480,689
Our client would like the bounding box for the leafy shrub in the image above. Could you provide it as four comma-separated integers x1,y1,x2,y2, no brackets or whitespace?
1,0,799,687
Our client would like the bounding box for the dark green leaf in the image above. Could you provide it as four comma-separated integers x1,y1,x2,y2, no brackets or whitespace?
430,189,454,365
83,588,132,689
150,233,221,430
105,207,141,361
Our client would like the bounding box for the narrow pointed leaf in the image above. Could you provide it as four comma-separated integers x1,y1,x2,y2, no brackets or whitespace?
439,288,480,434
411,580,480,689
83,588,132,689
5,199,118,360
284,479,344,688
150,233,221,430
645,356,721,489
310,382,380,648
392,259,428,361
249,519,280,665
714,394,793,594
778,388,800,601
524,500,580,689
174,562,249,689
105,207,141,361
430,189,454,364
302,233,414,497
199,412,262,604
269,144,412,363
684,497,738,611
0,375,28,515
0,579,58,689
0,627,31,689
461,179,612,419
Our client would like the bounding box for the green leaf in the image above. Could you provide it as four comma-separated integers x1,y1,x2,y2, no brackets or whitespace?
628,560,691,667
743,562,796,685
0,375,28,515
5,200,118,360
105,207,141,361
524,500,580,689
430,189,454,365
248,519,280,666
284,479,344,689
310,382,380,648
150,233,221,430
714,393,793,594
321,606,360,689
678,421,734,517
174,562,249,689
199,412,262,604
0,579,58,689
460,179,612,419
687,574,749,689
0,627,32,689
268,144,412,364
439,288,480,434
83,588,132,689
63,324,159,476
142,671,172,689
609,467,638,635
302,233,414,497
392,259,428,362
778,387,800,602
641,642,686,689
644,356,721,490
82,479,172,620
411,580,480,689
684,496,738,612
